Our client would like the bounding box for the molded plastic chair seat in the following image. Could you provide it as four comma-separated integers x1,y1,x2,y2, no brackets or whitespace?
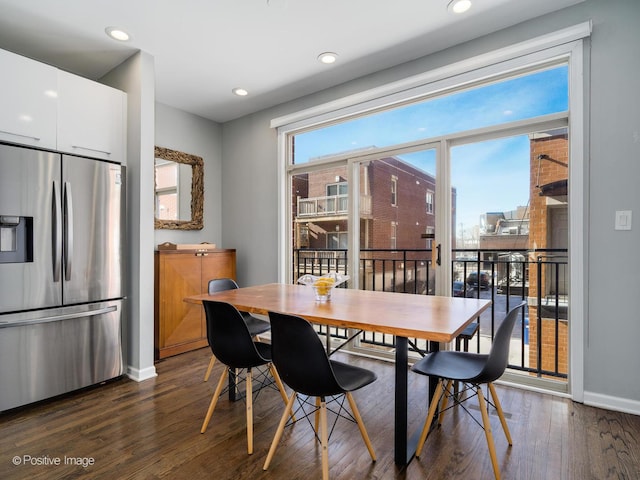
417,351,489,382
242,312,271,337
410,302,526,480
263,311,377,480
329,360,377,394
200,300,290,455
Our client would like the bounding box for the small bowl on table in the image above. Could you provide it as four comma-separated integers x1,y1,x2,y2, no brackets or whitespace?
298,273,350,302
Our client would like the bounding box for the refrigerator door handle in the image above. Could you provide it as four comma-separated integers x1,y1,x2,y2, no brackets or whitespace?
0,305,117,328
52,180,62,282
63,181,74,281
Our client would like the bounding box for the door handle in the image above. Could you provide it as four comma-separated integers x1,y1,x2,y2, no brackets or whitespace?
433,243,441,266
52,181,62,282
63,182,73,281
70,144,111,155
0,129,41,141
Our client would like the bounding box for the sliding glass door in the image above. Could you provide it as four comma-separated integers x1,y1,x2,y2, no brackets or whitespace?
449,127,569,384
353,146,440,295
284,58,574,390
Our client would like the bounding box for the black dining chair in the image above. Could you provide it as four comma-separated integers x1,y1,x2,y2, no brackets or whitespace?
410,302,526,480
203,278,271,382
263,311,377,480
200,300,290,455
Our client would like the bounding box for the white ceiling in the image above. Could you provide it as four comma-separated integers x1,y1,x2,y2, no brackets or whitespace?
0,0,583,123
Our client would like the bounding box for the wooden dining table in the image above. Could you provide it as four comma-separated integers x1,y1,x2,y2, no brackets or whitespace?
185,283,491,466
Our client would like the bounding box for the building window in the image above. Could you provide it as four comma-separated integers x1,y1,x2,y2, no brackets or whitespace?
298,224,309,248
328,231,348,249
326,181,348,213
391,176,398,206
425,226,435,249
426,190,434,214
391,222,397,249
326,182,347,197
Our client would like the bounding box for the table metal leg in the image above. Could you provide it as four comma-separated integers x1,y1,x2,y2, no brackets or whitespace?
428,340,440,399
394,337,441,466
394,336,409,465
326,328,331,356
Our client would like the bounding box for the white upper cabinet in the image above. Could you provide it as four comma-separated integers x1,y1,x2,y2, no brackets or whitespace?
0,49,58,149
0,48,126,162
57,70,126,162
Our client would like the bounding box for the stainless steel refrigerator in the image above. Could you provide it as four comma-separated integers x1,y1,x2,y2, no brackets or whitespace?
0,143,125,411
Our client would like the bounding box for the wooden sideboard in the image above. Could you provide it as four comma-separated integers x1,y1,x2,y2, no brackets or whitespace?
154,248,236,359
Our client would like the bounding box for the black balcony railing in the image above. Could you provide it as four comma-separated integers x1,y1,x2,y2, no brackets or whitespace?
293,247,569,380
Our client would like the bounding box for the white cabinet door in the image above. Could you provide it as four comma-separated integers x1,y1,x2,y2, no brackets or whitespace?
0,49,57,149
57,70,126,162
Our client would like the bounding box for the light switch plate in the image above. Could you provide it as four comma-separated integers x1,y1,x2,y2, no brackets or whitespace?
615,210,632,230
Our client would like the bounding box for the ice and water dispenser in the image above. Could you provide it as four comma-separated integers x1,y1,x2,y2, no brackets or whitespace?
0,215,32,263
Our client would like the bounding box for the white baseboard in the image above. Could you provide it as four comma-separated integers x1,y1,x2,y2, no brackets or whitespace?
126,365,158,382
583,391,640,416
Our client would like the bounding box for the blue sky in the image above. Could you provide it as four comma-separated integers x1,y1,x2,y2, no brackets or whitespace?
294,66,568,232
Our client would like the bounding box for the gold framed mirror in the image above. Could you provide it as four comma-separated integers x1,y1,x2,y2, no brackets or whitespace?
154,146,204,230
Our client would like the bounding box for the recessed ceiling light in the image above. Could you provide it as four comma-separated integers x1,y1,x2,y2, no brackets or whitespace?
232,88,249,97
317,52,338,64
447,0,472,14
105,27,130,42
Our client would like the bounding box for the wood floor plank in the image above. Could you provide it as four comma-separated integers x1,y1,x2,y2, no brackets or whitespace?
0,347,639,479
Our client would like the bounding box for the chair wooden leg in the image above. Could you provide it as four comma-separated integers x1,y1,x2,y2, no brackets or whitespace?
416,378,444,458
246,368,253,454
201,367,229,433
314,397,322,434
264,391,297,471
319,397,329,480
269,364,296,422
345,392,376,461
438,379,454,425
488,383,512,445
477,386,501,480
203,354,216,382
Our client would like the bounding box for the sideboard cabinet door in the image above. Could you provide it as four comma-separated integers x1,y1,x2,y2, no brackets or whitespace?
154,249,237,359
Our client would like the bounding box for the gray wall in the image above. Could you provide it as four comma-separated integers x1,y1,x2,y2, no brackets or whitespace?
155,102,223,247
101,51,157,382
221,115,280,286
582,0,640,407
220,0,640,408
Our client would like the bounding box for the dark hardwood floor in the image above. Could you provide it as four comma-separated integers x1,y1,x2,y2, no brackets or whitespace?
1,347,639,479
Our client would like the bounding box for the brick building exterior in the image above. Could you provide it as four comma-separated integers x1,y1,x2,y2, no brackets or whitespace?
528,129,569,377
293,157,452,251
473,130,568,377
